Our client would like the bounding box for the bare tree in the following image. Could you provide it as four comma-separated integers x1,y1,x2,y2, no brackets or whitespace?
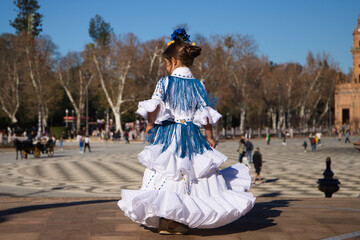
135,38,166,99
58,52,93,132
0,34,22,123
226,34,262,133
22,33,58,132
296,52,330,128
91,33,138,135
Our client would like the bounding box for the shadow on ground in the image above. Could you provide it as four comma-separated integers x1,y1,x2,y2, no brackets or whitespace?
0,199,118,223
188,199,299,236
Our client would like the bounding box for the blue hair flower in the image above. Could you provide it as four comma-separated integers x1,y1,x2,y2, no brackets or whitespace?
171,28,191,43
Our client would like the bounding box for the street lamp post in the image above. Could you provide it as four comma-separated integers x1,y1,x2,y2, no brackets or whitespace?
84,72,91,136
329,88,332,136
37,104,42,138
65,109,69,129
72,109,75,132
106,107,109,136
278,85,282,138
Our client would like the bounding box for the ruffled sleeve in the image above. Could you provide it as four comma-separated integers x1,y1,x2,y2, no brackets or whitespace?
135,77,170,124
191,81,221,127
193,106,222,127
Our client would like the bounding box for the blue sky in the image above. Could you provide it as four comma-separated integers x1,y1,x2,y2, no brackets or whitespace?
0,0,359,73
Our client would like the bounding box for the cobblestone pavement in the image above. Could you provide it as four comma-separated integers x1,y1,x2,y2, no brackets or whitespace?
0,137,359,198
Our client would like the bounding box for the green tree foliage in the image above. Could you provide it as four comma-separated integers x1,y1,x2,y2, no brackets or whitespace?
88,15,113,46
9,0,43,37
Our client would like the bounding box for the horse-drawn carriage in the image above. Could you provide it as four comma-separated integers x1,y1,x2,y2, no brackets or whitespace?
14,137,55,159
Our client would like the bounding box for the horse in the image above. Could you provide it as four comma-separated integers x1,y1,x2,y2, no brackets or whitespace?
13,139,25,160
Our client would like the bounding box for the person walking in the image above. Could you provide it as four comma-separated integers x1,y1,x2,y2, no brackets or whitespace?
252,147,262,184
84,135,91,152
311,134,316,152
239,151,251,169
237,136,246,162
316,131,322,146
59,132,64,151
245,138,254,163
282,130,287,145
77,133,84,153
345,131,351,143
266,132,270,145
302,140,308,152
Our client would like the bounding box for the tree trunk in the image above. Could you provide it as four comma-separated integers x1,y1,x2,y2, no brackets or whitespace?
239,104,246,135
114,109,122,136
299,105,305,129
287,107,291,128
270,108,277,130
277,107,285,130
41,105,48,133
93,56,130,136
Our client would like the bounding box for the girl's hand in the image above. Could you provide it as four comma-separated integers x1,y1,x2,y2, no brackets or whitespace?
207,137,217,148
146,123,154,134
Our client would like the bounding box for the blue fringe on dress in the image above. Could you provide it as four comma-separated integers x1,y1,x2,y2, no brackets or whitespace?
146,121,212,159
162,76,217,112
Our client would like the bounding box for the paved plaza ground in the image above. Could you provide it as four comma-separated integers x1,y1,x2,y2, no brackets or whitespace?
0,136,359,239
0,137,359,198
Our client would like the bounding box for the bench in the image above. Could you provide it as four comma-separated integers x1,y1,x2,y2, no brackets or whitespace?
354,141,360,151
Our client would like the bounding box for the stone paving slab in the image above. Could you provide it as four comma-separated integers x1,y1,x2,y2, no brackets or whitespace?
0,197,359,240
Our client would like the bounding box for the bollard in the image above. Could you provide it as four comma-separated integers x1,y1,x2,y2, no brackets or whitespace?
317,157,340,198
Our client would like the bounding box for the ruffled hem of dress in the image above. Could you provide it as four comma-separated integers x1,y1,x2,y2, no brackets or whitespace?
118,164,255,229
138,144,227,181
135,98,171,124
193,106,222,127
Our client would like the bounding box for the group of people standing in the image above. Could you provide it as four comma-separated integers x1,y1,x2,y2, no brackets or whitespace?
76,133,91,153
335,128,352,143
304,132,322,152
237,136,262,184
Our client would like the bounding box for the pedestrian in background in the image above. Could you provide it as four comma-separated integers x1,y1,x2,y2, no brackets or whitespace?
237,136,246,162
59,132,64,151
252,147,262,184
77,133,84,153
316,131,322,146
266,132,270,145
282,130,287,145
84,135,91,152
345,131,351,143
302,141,308,152
245,138,254,163
239,151,251,169
310,134,316,152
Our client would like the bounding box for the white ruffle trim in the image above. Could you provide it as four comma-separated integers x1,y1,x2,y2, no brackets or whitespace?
193,106,222,127
135,99,171,124
138,143,227,181
118,163,255,229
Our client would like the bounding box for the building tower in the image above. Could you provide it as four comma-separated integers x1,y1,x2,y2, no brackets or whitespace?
351,16,360,84
334,15,360,131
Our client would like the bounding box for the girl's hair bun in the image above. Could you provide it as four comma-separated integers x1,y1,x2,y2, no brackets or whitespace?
185,45,202,59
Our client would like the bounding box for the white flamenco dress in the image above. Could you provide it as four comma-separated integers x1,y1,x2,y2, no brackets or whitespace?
118,67,255,229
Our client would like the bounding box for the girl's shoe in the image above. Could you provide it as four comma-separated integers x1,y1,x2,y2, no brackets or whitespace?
159,218,189,235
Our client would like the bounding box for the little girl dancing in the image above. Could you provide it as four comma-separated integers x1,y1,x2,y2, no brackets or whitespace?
118,29,255,234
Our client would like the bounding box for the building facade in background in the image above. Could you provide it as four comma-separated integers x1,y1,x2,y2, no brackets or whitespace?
335,16,360,132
